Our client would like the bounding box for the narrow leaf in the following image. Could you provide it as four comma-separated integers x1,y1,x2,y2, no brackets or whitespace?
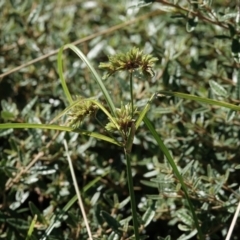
27,0,45,24
21,96,38,117
177,229,197,240
118,197,130,209
136,93,155,129
157,91,240,111
6,218,29,229
0,128,13,137
0,123,121,146
57,46,73,104
142,202,155,227
219,12,238,21
181,160,194,176
64,44,116,117
176,209,193,227
101,211,122,234
140,180,158,188
25,215,37,240
226,109,235,122
156,5,177,13
209,80,228,97
143,117,203,239
108,232,120,240
235,164,240,169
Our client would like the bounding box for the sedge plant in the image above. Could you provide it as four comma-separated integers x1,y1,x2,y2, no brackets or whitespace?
54,45,231,239
2,44,240,239
54,45,201,239
61,46,159,239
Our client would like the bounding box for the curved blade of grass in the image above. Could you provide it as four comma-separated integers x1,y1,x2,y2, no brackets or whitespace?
61,44,116,116
40,171,109,240
57,46,73,104
49,100,81,124
158,91,240,111
143,116,203,240
91,100,120,130
0,123,121,146
135,93,156,129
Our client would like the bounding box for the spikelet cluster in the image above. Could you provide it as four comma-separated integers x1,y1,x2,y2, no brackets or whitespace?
105,103,137,133
66,97,98,128
99,47,158,79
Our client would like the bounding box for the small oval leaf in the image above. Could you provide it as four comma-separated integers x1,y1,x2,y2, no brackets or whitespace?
1,111,16,120
142,202,155,227
226,109,235,122
209,80,228,97
101,211,122,234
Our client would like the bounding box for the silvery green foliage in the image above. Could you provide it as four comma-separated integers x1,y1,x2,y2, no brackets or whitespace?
0,0,240,239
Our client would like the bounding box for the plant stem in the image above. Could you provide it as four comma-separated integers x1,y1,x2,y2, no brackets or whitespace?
64,140,93,240
129,71,134,118
125,151,139,240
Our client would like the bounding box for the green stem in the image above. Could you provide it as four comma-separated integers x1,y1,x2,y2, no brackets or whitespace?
129,71,134,118
125,150,139,239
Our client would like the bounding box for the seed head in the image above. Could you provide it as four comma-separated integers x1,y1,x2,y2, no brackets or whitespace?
105,103,137,133
99,47,158,79
66,97,99,128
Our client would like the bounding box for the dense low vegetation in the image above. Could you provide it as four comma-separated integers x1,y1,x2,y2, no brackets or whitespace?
0,0,240,239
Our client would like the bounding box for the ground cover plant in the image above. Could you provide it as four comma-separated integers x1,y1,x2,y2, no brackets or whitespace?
0,0,240,239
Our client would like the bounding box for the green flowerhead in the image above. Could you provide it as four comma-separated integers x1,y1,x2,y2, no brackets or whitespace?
105,103,137,133
66,97,99,128
99,47,158,79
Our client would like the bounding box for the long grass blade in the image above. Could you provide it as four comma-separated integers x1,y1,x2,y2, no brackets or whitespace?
57,46,73,104
135,93,156,129
158,91,240,111
143,116,203,240
0,123,121,146
62,44,116,116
